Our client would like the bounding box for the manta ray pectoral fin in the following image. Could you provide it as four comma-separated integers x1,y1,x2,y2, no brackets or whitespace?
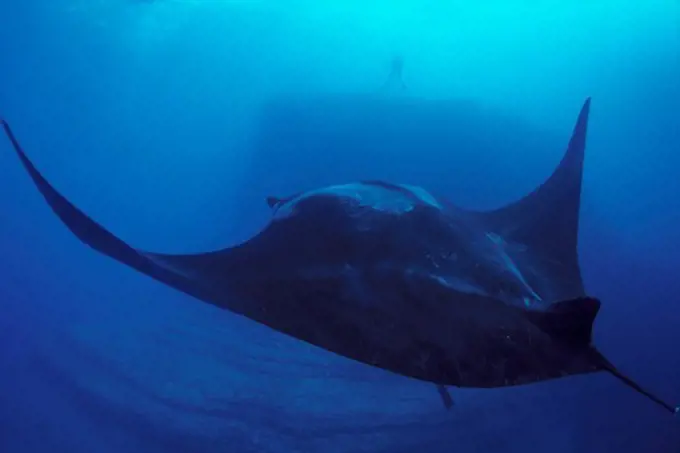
1,118,148,270
436,384,454,409
0,118,229,306
472,98,591,302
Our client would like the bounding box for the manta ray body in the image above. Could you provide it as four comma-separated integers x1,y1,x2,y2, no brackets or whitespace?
1,99,677,414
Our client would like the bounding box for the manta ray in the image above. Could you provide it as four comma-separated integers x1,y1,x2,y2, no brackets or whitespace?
1,99,677,414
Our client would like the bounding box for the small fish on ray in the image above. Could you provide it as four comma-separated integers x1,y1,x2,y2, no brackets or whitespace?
1,98,677,415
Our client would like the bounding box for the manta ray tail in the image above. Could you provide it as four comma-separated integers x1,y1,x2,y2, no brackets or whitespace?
592,350,679,415
528,297,678,415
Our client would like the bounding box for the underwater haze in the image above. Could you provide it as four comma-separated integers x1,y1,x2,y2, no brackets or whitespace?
0,1,679,452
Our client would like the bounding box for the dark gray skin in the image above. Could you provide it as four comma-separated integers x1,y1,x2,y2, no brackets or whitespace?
1,98,677,414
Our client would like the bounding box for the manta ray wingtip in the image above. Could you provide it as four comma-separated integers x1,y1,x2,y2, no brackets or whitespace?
577,97,591,123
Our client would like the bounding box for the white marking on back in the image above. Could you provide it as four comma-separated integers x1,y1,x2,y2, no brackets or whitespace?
272,183,419,220
486,232,542,303
398,184,443,210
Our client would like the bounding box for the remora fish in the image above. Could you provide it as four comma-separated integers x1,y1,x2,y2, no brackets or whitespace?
1,99,677,414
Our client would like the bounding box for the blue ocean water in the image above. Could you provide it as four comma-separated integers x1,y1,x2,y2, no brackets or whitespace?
0,1,679,452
